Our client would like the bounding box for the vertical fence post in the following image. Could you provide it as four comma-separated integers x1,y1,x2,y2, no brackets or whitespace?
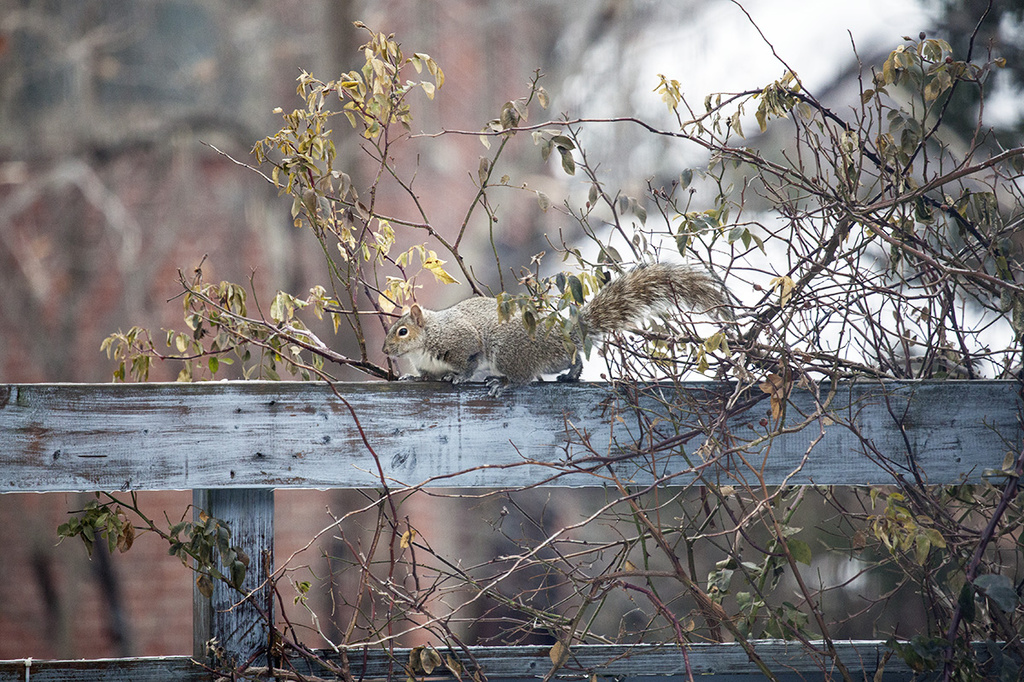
192,488,275,670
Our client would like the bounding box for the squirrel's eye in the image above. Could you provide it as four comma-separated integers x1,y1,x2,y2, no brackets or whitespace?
397,327,408,337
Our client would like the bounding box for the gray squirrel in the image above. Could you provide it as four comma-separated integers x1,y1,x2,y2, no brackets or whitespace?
382,263,728,395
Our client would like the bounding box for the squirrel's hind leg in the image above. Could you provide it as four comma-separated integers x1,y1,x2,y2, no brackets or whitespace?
556,354,583,383
485,376,509,397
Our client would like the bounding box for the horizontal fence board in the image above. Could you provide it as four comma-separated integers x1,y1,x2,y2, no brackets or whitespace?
308,642,916,679
0,380,1019,492
0,641,918,680
0,656,209,681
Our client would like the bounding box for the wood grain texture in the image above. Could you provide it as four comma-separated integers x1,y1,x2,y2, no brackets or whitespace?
0,380,1019,492
0,641,919,680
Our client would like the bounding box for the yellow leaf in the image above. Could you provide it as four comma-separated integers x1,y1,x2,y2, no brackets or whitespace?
445,655,464,679
537,86,550,109
549,641,570,667
914,534,931,565
769,275,795,306
117,522,135,553
730,110,744,138
400,529,417,548
695,347,709,374
420,648,442,674
759,372,789,420
408,647,423,673
423,252,459,285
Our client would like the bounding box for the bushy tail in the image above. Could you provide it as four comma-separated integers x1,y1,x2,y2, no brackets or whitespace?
580,263,728,333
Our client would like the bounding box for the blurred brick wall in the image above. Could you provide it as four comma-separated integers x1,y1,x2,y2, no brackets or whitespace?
0,0,569,658
0,492,193,657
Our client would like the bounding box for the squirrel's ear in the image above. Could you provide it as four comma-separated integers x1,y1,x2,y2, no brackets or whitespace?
409,304,424,325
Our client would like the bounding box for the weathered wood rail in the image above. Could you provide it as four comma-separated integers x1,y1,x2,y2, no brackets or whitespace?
0,380,1020,681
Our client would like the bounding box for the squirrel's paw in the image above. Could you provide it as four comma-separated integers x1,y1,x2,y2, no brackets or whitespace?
398,373,423,382
485,376,508,397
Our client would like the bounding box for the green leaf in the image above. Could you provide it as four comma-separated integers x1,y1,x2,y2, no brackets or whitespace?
974,574,1019,613
599,246,621,264
958,582,976,624
567,275,585,305
788,538,812,565
522,308,536,336
537,137,551,159
537,192,551,212
559,147,576,175
549,135,575,151
675,232,691,255
230,560,247,589
196,575,214,599
499,102,518,129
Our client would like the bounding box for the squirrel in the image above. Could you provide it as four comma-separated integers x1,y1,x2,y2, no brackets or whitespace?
382,263,728,395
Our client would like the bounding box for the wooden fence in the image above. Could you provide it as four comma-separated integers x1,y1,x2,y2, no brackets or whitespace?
0,380,1020,681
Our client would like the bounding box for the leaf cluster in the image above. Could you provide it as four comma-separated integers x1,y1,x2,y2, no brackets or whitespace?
58,494,248,599
170,509,250,598
57,497,134,557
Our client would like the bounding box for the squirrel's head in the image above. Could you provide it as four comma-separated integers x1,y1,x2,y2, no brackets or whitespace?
382,304,426,357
